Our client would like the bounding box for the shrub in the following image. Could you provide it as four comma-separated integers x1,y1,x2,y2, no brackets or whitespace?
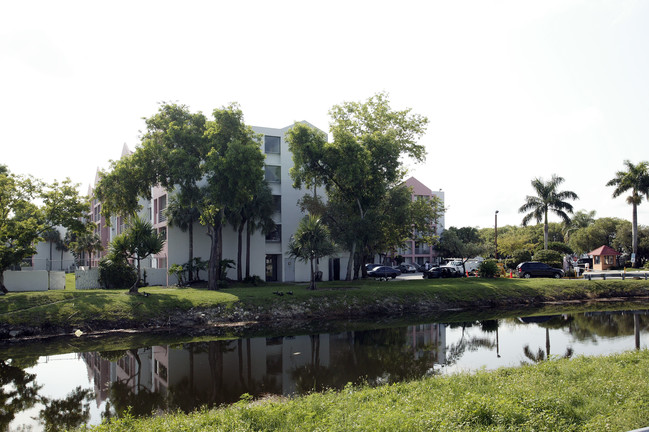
547,241,573,254
532,249,563,269
478,260,500,278
98,258,137,289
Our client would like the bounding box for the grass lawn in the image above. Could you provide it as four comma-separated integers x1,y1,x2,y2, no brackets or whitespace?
2,276,649,329
86,349,649,432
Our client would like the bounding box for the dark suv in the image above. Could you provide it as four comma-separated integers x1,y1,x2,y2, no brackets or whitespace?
516,262,564,279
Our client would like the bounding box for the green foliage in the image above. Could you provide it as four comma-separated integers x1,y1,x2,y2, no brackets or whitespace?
0,169,88,292
287,94,430,280
606,160,649,268
437,226,486,260
110,216,165,293
478,259,500,278
504,249,533,269
533,249,563,268
83,350,649,432
287,215,335,289
519,174,579,250
98,258,137,289
546,241,573,254
167,264,186,286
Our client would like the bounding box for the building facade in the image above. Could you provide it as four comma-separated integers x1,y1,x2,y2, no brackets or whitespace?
86,122,346,284
396,177,445,268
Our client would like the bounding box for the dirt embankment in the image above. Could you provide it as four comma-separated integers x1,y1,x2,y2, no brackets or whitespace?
4,290,649,344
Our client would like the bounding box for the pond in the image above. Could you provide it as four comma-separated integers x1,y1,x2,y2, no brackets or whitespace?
4,307,649,430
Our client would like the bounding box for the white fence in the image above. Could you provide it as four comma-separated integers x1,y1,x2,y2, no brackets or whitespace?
3,271,65,292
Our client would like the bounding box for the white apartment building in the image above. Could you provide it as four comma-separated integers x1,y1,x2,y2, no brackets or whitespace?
115,121,347,284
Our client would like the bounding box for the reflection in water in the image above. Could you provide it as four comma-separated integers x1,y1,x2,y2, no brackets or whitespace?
3,309,649,429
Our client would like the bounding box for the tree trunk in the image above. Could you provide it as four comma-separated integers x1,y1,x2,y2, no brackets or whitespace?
632,203,638,268
129,257,141,294
309,257,316,290
345,241,356,281
0,272,7,295
245,221,252,279
207,219,223,290
237,222,244,281
543,210,549,250
188,222,194,281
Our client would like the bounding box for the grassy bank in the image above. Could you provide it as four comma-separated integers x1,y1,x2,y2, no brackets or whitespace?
2,278,649,333
86,349,649,432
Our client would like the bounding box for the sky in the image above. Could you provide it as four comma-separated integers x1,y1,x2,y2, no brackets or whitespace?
1,0,648,229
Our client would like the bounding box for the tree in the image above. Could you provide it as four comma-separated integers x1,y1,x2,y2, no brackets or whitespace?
42,228,61,271
562,210,596,241
567,217,627,255
436,226,486,273
287,215,336,290
519,175,579,250
201,104,266,289
0,170,87,294
68,228,103,269
166,189,202,281
227,181,275,281
606,160,649,267
111,216,165,293
287,93,429,280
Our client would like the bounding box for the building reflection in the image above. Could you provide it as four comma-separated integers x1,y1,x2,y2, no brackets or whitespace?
80,324,447,414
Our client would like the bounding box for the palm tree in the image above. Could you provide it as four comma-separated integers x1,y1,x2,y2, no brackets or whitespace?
287,215,335,290
69,229,103,269
562,210,596,241
606,160,649,268
42,228,61,271
227,182,276,281
166,190,201,281
121,216,166,293
519,175,579,250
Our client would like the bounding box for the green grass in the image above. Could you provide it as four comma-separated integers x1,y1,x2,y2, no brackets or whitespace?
86,349,649,431
2,277,649,329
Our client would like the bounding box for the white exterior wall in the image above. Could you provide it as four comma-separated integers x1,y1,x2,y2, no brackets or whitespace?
3,270,49,291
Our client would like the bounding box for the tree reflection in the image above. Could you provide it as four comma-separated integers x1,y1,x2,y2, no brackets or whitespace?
39,386,94,432
0,358,41,430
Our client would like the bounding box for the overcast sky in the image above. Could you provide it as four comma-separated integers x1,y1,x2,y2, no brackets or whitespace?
2,1,648,229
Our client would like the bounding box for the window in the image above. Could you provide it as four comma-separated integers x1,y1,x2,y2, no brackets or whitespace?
159,227,167,239
266,224,281,242
594,256,601,265
265,165,281,183
158,195,167,223
272,195,281,216
605,255,615,265
264,135,281,154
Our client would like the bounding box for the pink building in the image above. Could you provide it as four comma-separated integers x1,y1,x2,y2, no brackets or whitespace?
398,177,445,268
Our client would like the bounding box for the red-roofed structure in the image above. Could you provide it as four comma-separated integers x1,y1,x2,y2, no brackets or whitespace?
587,245,621,271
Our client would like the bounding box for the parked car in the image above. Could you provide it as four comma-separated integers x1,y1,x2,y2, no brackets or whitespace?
365,263,382,272
516,262,564,279
368,266,401,279
422,266,462,279
397,264,418,273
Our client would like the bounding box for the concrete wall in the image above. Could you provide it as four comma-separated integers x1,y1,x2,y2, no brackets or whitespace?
2,270,62,292
75,268,100,289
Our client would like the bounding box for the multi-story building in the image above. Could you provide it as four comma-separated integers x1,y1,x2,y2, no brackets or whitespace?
396,177,445,268
87,122,346,284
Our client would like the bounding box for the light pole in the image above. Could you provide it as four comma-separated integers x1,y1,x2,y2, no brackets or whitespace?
495,210,499,260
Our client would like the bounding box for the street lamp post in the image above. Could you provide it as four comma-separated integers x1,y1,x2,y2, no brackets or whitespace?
495,210,499,260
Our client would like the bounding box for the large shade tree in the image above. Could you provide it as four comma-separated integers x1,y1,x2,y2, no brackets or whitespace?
0,168,87,294
519,175,579,250
287,93,429,280
200,104,266,289
606,160,649,267
95,103,207,273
